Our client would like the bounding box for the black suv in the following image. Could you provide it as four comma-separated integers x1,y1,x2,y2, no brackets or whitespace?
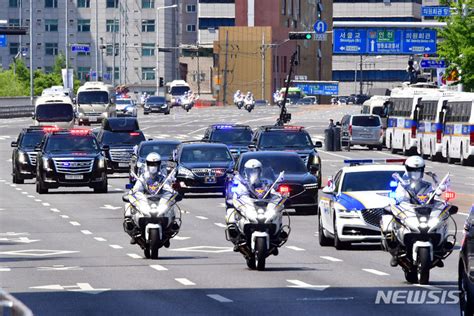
11,127,47,184
250,125,323,187
35,129,108,194
202,124,253,159
175,142,234,195
144,96,170,115
459,205,474,315
96,117,146,173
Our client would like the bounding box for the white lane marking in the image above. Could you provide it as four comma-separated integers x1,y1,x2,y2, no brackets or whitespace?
214,223,226,228
69,221,81,226
42,202,50,206
37,265,82,271
60,215,70,219
10,184,16,187
207,294,233,303
196,216,208,220
80,230,92,235
94,237,107,242
100,204,121,210
414,284,443,290
175,278,195,286
109,245,123,249
218,203,226,208
320,256,343,262
362,268,389,276
189,126,208,134
114,188,122,191
127,253,142,259
173,236,191,240
318,150,351,159
459,213,469,217
286,246,306,251
50,208,60,213
287,280,330,291
150,264,168,271
15,188,22,191
0,267,11,272
27,195,34,198
21,191,28,194
34,199,42,202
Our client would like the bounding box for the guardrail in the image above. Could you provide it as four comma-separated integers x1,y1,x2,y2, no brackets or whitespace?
0,289,33,316
0,97,35,119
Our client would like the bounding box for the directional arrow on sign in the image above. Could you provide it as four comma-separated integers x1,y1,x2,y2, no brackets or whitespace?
100,204,121,210
370,40,375,52
30,283,110,295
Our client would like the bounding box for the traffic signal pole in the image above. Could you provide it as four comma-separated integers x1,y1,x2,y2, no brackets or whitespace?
276,50,297,126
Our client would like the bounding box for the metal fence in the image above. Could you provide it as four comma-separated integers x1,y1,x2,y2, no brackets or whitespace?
0,289,33,316
0,97,35,119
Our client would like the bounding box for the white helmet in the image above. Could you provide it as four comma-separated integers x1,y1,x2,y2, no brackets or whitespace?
237,90,241,94
405,155,425,181
244,159,262,186
146,152,161,175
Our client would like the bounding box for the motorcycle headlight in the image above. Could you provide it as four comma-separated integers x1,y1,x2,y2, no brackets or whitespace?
337,208,360,219
98,157,106,169
18,151,27,164
42,157,51,170
427,217,442,233
403,217,420,233
178,166,193,178
137,161,144,168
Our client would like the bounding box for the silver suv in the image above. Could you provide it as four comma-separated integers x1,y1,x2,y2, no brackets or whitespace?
340,114,383,150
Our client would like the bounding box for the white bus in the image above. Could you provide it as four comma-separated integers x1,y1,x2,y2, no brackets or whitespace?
165,80,190,107
415,91,456,161
76,81,116,125
33,95,75,129
384,86,438,155
441,93,474,165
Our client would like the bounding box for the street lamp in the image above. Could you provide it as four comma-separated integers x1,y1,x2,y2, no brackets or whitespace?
156,4,178,95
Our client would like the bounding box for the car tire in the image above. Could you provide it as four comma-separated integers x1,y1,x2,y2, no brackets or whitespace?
36,179,48,194
144,112,149,115
377,145,383,151
94,178,108,193
333,216,349,250
318,212,332,247
165,110,170,115
460,263,474,316
12,170,24,184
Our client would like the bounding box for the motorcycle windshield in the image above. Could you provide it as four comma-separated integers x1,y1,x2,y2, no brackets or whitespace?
244,167,282,200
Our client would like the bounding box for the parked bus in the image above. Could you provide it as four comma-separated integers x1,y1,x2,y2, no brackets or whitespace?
441,92,474,165
33,95,75,128
165,80,190,107
384,86,438,155
76,81,116,125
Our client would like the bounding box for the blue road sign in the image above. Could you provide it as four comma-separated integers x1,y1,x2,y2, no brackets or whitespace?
313,20,328,34
333,28,437,55
420,59,446,68
294,82,339,96
422,6,451,17
0,35,7,47
71,44,90,53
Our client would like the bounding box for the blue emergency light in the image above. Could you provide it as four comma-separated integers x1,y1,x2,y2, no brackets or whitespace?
215,125,233,129
343,158,406,166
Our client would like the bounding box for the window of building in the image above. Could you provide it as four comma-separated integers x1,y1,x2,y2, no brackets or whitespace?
10,42,19,55
281,0,286,15
198,18,234,29
142,67,155,81
186,24,196,32
9,0,19,7
77,0,90,8
106,67,120,81
142,43,155,56
106,19,119,32
142,0,155,8
77,66,90,81
106,0,119,8
77,43,91,56
45,0,58,8
77,19,91,32
186,4,196,12
9,19,20,27
45,19,58,32
106,44,119,56
141,19,155,32
45,43,59,56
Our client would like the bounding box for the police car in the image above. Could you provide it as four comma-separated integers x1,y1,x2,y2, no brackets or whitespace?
318,159,406,250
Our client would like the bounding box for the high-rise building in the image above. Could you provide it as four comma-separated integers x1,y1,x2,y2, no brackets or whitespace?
0,0,179,95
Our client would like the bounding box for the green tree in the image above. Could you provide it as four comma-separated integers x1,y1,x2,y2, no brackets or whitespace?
438,0,474,91
0,69,28,96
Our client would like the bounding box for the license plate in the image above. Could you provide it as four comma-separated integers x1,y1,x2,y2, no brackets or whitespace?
119,163,129,168
65,174,83,180
204,176,216,184
361,134,372,138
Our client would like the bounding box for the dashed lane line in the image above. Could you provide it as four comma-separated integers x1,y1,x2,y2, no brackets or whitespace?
94,237,107,242
60,215,70,219
109,245,123,249
175,278,195,286
127,253,142,259
27,195,34,198
0,267,11,272
362,269,389,276
286,246,306,251
196,216,208,220
42,203,50,206
69,221,81,226
50,208,60,213
80,230,92,235
320,256,343,262
214,223,227,228
34,199,42,202
207,294,233,303
21,191,28,195
150,265,168,271
318,150,351,159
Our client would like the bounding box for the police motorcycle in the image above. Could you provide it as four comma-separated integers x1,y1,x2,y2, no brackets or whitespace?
225,160,291,271
122,154,182,259
180,92,194,112
244,93,255,113
233,91,244,109
381,165,458,284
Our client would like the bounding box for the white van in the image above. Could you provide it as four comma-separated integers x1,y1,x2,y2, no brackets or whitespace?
76,81,116,125
33,95,75,129
165,80,190,107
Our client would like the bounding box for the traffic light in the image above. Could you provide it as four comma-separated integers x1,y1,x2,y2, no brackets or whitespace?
289,32,313,40
159,77,164,87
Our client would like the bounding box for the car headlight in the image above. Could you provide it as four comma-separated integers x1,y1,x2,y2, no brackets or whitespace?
18,151,27,164
103,112,108,118
312,154,320,165
98,157,106,169
337,208,360,219
42,157,51,170
178,166,193,178
144,104,150,108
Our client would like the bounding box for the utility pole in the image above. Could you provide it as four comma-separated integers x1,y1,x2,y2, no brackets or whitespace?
65,0,69,90
95,0,99,80
261,32,265,100
112,30,116,86
196,43,201,95
222,31,229,105
119,1,123,86
359,55,363,95
29,0,33,101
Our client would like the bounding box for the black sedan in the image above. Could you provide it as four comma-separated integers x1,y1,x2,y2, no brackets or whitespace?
144,96,170,115
225,151,319,214
11,127,46,183
459,205,474,315
175,142,234,195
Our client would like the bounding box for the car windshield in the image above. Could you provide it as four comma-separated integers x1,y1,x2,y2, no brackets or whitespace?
45,135,99,153
78,91,109,104
181,146,232,163
116,99,133,105
147,96,165,103
139,143,179,158
21,132,45,148
35,104,74,122
101,131,145,146
372,106,384,116
239,154,307,174
210,129,253,145
352,116,381,126
259,131,313,149
341,171,404,192
170,86,190,96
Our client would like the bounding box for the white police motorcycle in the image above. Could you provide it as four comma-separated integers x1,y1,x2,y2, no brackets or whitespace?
381,172,458,284
225,170,291,271
234,95,244,109
244,95,255,113
122,169,182,259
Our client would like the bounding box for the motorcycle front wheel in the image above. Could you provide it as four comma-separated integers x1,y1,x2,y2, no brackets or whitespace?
246,255,256,270
255,237,267,271
149,228,160,260
417,247,431,285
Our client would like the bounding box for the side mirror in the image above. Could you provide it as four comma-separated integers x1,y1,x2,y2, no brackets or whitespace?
11,141,18,148
449,205,458,215
314,141,323,148
34,144,42,152
322,186,334,194
102,145,110,152
122,193,130,203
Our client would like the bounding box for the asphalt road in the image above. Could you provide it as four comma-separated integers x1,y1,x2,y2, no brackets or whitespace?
0,104,473,316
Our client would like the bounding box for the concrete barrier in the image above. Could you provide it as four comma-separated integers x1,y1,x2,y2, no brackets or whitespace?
0,97,35,119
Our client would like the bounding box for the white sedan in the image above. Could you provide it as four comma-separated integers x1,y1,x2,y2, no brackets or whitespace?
318,159,405,250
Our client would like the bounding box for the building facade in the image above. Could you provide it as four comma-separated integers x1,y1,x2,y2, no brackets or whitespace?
0,0,179,95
